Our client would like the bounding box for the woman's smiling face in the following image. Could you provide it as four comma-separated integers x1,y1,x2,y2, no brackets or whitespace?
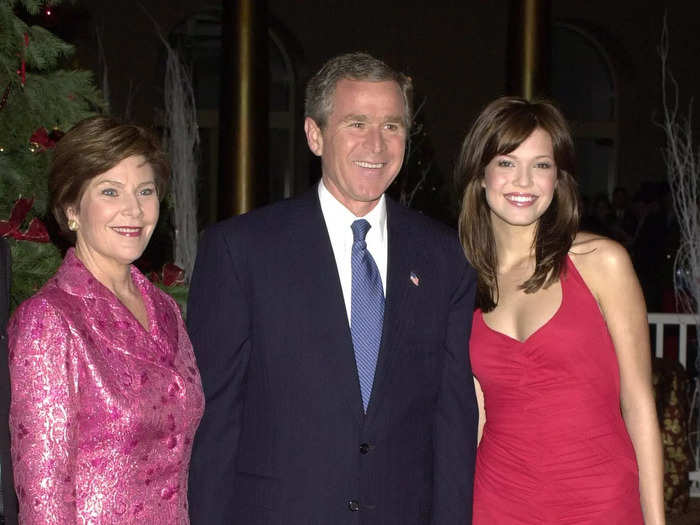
482,127,558,229
68,155,159,269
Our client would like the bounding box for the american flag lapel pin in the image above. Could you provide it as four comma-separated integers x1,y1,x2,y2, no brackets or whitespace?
409,271,420,287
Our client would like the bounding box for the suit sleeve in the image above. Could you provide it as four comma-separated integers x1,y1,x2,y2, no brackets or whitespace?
187,226,252,525
431,246,478,525
0,239,18,525
8,300,78,524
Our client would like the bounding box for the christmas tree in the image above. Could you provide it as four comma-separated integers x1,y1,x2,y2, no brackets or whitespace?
0,0,105,308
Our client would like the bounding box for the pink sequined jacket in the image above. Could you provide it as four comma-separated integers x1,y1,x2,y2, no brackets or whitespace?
8,249,204,524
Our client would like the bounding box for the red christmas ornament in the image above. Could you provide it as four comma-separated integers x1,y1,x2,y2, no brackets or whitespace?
17,33,29,86
0,198,50,243
162,263,185,286
21,218,50,242
148,263,185,286
1,197,33,232
29,127,57,150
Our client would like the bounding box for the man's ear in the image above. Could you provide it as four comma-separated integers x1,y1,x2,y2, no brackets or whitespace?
304,117,323,157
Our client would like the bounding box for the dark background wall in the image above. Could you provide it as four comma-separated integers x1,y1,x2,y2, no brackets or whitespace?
552,1,700,194
64,1,700,209
264,0,509,185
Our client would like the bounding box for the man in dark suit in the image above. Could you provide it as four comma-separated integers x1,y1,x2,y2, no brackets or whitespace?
187,52,478,525
0,237,17,525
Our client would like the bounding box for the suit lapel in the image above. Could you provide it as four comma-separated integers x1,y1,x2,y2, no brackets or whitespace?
55,249,180,373
365,199,416,422
296,190,365,421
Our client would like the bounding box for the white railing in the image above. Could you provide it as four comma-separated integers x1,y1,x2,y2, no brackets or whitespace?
648,313,699,366
647,312,700,496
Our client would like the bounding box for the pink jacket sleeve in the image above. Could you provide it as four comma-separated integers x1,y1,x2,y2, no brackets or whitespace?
8,299,78,524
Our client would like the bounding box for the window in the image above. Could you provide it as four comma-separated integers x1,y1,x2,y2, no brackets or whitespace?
169,8,298,222
551,23,617,200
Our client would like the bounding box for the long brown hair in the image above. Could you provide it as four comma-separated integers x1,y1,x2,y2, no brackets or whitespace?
457,97,579,312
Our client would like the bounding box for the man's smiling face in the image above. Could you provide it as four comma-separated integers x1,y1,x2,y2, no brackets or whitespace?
305,78,407,217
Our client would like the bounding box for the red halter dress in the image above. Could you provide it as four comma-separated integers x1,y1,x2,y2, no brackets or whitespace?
470,257,643,524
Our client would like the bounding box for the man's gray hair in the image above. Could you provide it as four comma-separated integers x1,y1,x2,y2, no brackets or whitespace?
304,52,413,129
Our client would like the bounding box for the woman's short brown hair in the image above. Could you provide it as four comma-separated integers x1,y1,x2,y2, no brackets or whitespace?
456,97,580,312
49,116,170,239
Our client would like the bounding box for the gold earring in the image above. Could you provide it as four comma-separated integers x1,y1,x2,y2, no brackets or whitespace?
68,219,79,232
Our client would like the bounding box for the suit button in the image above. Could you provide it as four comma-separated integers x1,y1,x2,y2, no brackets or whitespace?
347,499,360,512
359,443,370,454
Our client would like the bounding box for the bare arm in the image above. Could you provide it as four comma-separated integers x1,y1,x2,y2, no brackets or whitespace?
474,377,485,444
579,238,664,524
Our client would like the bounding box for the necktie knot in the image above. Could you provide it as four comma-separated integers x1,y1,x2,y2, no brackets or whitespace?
352,219,371,243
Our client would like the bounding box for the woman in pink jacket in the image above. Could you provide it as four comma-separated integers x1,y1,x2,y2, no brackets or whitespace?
7,116,204,524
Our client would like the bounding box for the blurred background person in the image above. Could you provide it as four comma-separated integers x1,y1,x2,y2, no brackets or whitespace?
630,184,670,313
580,191,614,238
0,237,17,525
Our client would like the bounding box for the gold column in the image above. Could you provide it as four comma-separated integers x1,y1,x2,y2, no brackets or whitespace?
218,0,268,219
508,0,551,100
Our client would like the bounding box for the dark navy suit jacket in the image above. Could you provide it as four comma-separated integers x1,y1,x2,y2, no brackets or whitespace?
0,238,17,525
187,189,478,525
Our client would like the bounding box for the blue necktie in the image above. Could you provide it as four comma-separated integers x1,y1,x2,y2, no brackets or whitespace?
350,219,384,412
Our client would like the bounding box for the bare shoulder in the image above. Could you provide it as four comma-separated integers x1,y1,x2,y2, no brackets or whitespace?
571,232,631,266
569,232,636,299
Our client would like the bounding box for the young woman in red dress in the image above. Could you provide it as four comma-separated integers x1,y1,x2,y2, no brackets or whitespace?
458,97,664,524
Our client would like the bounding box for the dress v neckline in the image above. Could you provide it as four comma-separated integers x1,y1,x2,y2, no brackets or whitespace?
478,259,568,345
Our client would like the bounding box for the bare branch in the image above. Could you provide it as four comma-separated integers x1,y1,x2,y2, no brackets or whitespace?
659,12,700,472
142,5,200,282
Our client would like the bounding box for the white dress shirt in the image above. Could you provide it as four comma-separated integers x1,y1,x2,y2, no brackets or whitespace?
318,180,388,325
